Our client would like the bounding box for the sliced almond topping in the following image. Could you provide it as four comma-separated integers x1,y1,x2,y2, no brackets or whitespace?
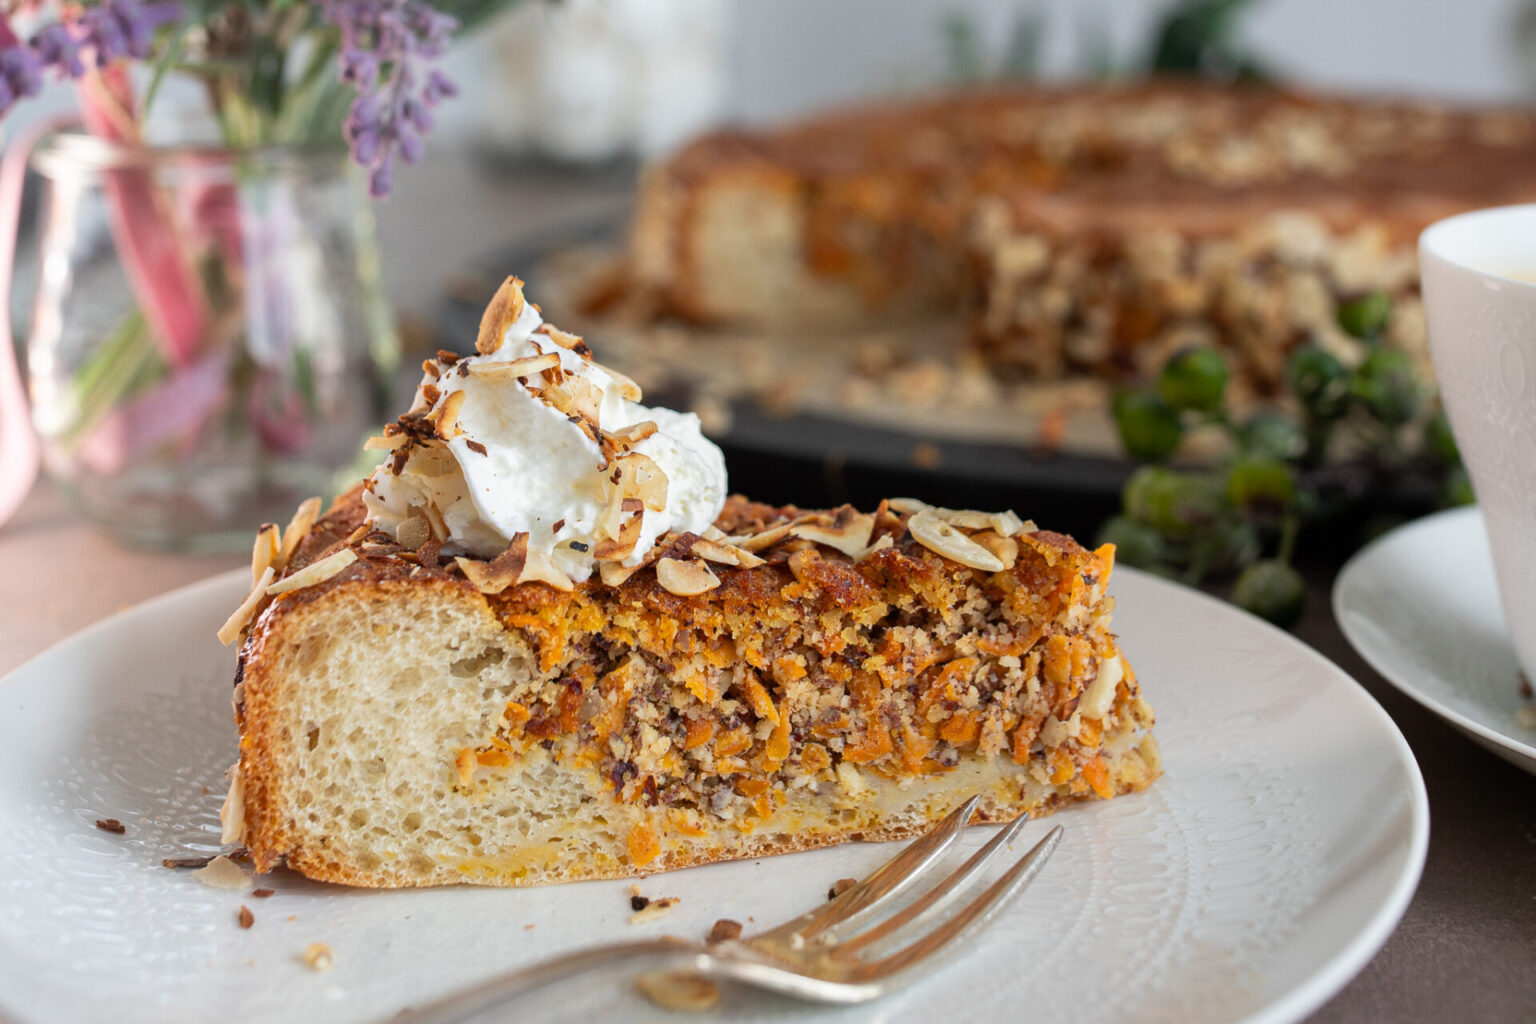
344,522,371,546
544,373,603,422
886,497,929,515
540,325,585,350
362,433,408,451
791,512,875,558
419,501,449,543
218,567,276,646
656,557,720,596
614,451,669,511
430,388,467,438
931,508,995,530
279,497,323,565
467,352,561,380
908,508,1005,572
605,420,658,448
600,560,643,586
220,765,246,845
592,512,643,562
395,513,431,551
991,510,1028,537
702,525,729,542
266,548,359,596
730,522,793,552
691,537,766,568
476,276,528,355
517,546,575,592
192,855,252,891
251,524,281,586
604,365,643,402
971,530,1019,569
456,534,530,595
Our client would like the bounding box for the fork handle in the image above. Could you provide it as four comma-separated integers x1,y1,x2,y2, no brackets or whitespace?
388,936,709,1024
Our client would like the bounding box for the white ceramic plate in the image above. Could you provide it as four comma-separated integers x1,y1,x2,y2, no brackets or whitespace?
0,567,1426,1024
1335,505,1536,775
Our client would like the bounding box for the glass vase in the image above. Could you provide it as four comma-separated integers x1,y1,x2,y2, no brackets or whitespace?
24,133,397,551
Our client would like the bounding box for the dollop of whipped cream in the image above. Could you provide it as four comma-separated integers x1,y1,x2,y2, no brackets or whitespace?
362,278,726,586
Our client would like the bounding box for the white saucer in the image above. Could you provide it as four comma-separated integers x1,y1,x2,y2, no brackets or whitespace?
0,567,1427,1023
1334,505,1536,775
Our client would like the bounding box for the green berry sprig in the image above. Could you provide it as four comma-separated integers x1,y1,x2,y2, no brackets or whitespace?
1103,291,1467,628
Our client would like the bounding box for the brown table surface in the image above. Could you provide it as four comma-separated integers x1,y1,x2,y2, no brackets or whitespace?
3,151,1533,1021
2,478,1532,1022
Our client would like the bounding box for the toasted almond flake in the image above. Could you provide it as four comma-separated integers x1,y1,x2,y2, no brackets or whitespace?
690,537,747,566
302,942,334,972
545,374,604,424
280,497,323,565
218,567,276,646
991,510,1027,537
592,512,643,562
656,558,720,596
600,560,643,586
634,969,718,1012
192,855,252,891
627,896,680,925
345,522,371,545
730,522,793,552
612,451,669,511
791,513,875,558
430,388,467,438
467,352,560,380
605,420,658,448
886,497,929,514
420,501,449,542
476,277,528,355
908,508,1006,572
362,433,408,451
220,764,246,845
517,546,575,591
266,549,358,596
971,531,1019,569
932,508,996,530
456,534,529,595
395,513,431,551
702,525,728,542
604,365,643,402
251,524,281,586
857,534,895,561
540,325,585,350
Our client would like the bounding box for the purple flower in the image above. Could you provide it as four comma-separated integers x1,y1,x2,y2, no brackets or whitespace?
324,1,461,199
0,46,43,115
0,1,183,118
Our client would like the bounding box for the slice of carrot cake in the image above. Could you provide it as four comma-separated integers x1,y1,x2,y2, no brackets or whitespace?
217,278,1158,887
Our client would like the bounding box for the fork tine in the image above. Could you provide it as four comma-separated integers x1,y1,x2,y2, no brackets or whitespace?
754,796,980,944
852,824,1062,984
829,811,1034,956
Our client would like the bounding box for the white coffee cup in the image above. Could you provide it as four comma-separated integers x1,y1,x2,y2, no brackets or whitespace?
1421,204,1536,680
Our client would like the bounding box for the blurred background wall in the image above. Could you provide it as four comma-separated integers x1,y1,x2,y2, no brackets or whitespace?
726,0,1529,122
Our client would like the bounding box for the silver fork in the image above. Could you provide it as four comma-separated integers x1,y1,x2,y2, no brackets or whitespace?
393,797,1062,1022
